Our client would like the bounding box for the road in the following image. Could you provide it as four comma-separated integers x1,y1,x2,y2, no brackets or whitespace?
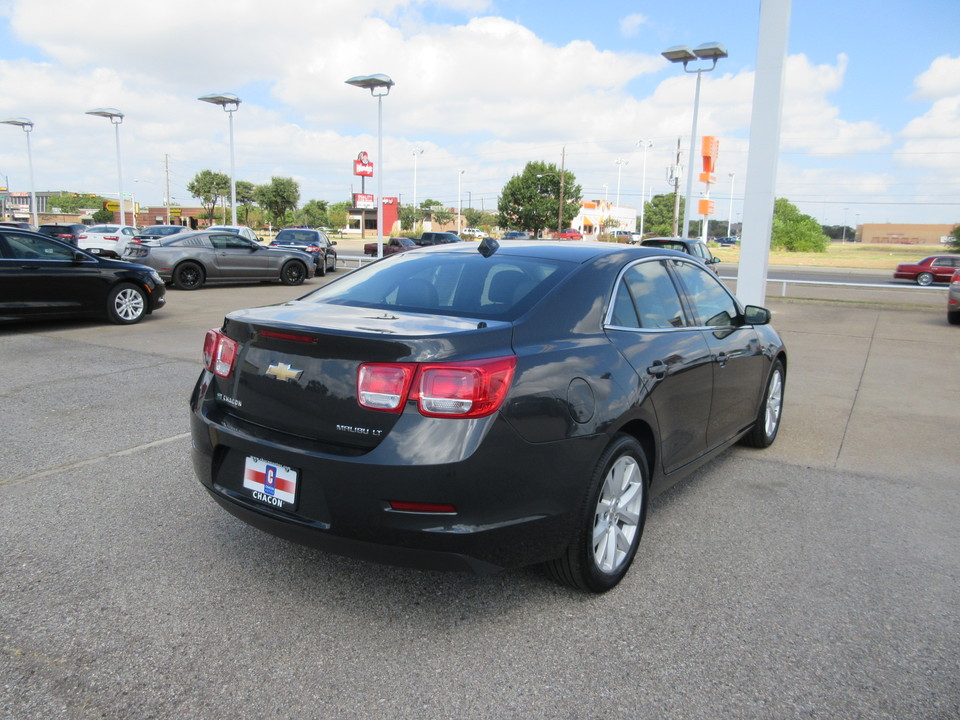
1,278,957,720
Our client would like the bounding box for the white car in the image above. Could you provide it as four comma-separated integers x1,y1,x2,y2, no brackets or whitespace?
76,225,139,258
461,227,484,238
206,225,260,242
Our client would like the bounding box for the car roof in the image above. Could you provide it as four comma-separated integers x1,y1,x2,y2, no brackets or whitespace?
421,239,680,263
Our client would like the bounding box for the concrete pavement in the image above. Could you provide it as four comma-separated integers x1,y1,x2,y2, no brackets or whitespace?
1,276,958,720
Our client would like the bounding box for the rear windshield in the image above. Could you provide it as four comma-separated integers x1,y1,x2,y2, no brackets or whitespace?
301,251,573,320
143,226,184,236
275,230,317,243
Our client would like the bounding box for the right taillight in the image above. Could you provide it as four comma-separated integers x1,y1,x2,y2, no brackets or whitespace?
357,356,517,418
203,329,239,378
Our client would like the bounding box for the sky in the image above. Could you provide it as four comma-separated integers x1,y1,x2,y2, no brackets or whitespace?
1,0,958,228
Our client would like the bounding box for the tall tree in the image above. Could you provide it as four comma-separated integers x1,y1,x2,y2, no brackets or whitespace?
253,177,300,226
771,198,829,252
640,194,686,237
187,170,230,220
299,199,329,227
327,201,351,232
497,161,581,233
235,180,256,225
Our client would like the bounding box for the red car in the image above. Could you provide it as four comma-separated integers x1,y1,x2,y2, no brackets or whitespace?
557,228,583,240
893,255,960,286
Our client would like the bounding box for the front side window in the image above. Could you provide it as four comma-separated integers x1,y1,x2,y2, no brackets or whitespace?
671,260,739,327
1,231,77,260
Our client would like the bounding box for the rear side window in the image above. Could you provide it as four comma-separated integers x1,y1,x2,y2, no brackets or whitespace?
611,260,687,329
0,232,76,260
303,252,573,319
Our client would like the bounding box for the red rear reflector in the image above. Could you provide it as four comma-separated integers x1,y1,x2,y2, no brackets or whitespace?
202,329,239,378
388,500,457,514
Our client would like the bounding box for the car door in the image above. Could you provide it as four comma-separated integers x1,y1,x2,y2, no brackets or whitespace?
209,233,270,279
932,257,959,281
0,231,102,317
669,259,767,448
604,258,714,474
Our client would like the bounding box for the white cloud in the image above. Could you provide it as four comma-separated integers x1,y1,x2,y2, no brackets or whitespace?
912,55,960,100
619,13,648,37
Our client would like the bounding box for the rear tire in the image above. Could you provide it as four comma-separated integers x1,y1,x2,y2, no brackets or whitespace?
916,272,934,286
545,435,648,593
280,261,306,286
173,261,204,290
948,310,960,326
107,283,147,324
740,359,785,448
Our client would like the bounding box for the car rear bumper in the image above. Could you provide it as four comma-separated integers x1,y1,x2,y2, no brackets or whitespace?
189,376,601,574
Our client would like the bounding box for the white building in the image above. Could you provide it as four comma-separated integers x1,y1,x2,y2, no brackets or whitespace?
571,200,636,237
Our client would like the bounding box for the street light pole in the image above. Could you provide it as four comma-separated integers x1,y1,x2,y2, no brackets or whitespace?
198,93,242,226
614,158,628,207
0,118,38,227
457,169,464,234
637,140,652,236
85,108,126,226
346,74,394,259
412,146,424,226
662,42,727,238
728,171,736,237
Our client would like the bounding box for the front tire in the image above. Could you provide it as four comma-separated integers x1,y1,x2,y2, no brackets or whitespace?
545,435,648,593
280,261,307,286
173,261,204,290
740,359,785,448
107,283,147,324
916,272,934,286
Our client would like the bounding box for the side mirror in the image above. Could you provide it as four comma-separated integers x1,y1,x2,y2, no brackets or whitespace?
743,305,771,325
708,256,721,265
331,240,337,245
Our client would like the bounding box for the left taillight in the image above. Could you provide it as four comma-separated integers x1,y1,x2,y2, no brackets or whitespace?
358,356,517,419
203,329,239,378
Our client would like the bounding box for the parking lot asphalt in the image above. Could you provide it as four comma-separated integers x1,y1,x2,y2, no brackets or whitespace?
1,276,958,720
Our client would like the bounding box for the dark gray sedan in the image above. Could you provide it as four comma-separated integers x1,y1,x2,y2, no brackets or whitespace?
123,230,314,290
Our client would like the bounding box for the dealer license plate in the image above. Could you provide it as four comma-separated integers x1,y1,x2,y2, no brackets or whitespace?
242,456,299,510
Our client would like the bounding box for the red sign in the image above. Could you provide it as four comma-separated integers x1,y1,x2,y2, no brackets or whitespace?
353,151,374,178
354,193,375,209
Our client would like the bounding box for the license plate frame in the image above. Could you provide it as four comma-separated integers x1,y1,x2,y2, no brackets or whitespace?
241,455,299,511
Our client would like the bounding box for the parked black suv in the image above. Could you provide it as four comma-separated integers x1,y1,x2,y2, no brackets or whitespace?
37,223,88,246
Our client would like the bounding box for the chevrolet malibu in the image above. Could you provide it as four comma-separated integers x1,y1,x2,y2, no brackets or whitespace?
190,241,786,592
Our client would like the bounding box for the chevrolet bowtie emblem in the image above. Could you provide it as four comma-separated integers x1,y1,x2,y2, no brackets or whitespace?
265,362,303,382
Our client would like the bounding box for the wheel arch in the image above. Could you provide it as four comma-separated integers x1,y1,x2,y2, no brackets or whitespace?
610,418,657,482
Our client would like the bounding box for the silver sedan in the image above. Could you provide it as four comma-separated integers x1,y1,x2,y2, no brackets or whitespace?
122,230,314,290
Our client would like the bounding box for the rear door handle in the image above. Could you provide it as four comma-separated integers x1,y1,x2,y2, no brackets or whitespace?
646,360,667,378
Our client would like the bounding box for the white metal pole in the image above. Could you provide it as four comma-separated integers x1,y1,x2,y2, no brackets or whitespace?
114,120,125,227
376,94,383,258
682,70,702,239
25,130,38,228
728,172,736,237
228,108,237,226
737,0,792,306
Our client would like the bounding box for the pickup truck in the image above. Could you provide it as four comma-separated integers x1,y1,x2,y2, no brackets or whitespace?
364,236,418,256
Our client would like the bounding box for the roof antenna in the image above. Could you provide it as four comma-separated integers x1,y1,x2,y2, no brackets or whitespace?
478,236,499,258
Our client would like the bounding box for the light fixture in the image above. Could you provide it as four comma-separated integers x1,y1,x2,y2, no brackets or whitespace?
198,93,242,225
345,74,394,258
662,42,727,238
86,108,126,226
0,117,38,227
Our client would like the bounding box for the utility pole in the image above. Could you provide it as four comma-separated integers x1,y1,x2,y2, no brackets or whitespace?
672,137,682,237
